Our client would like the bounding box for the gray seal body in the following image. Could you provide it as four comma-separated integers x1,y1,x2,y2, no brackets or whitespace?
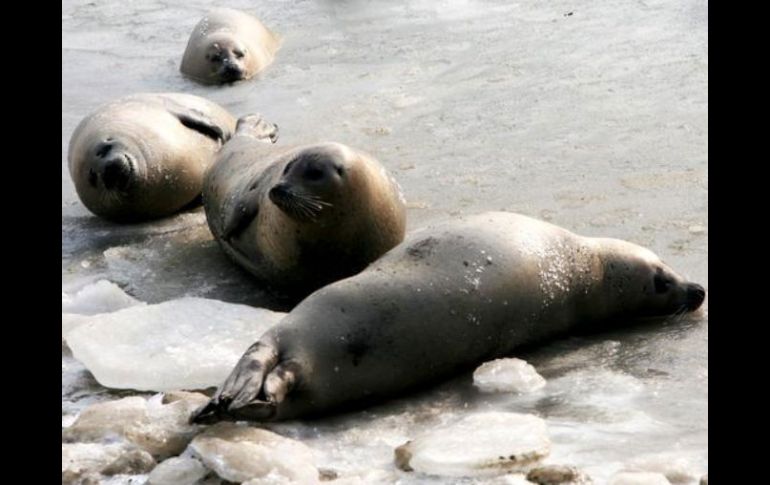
68,93,238,222
203,132,406,297
180,8,280,85
193,212,705,422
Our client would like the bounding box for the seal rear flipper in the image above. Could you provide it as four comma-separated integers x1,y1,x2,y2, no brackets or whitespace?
262,360,301,404
223,360,300,421
227,400,277,421
235,114,279,143
189,399,227,425
190,341,278,424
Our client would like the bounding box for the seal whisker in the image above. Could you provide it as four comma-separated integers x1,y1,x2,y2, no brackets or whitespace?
281,194,320,221
290,190,333,208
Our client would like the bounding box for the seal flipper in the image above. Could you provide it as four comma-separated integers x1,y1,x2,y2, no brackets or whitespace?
190,341,278,424
263,360,301,404
235,114,279,143
220,179,263,240
227,400,277,421
173,109,229,144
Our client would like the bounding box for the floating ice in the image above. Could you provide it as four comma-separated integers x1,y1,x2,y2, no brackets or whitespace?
62,442,155,485
527,464,592,484
147,456,208,485
473,358,547,393
318,469,399,484
489,474,537,485
161,390,209,407
395,412,550,477
65,297,286,391
62,395,202,459
625,453,699,483
609,471,671,485
189,423,319,484
62,0,709,481
62,280,144,339
62,313,93,340
62,279,143,315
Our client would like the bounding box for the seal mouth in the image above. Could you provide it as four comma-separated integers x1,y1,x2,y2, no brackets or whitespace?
269,183,332,222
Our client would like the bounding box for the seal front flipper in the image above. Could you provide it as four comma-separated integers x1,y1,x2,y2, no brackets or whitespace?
220,176,264,240
171,109,230,144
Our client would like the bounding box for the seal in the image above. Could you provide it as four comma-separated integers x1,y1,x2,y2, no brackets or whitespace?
68,93,248,222
191,211,706,423
180,8,280,85
202,120,407,296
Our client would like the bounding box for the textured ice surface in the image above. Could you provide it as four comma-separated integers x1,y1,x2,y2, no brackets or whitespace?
473,358,547,394
395,412,550,477
62,442,155,484
625,453,699,483
61,280,142,315
66,297,285,391
62,279,143,315
63,0,708,482
148,456,208,485
62,280,145,339
609,471,672,485
526,464,593,484
62,394,203,459
189,423,319,484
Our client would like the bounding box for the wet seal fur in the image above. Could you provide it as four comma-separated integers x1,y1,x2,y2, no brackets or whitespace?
202,118,406,297
68,93,243,222
181,8,280,85
192,212,706,422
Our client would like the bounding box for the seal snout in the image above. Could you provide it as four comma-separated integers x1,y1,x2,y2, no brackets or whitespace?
220,62,244,82
685,283,706,311
102,158,132,190
88,141,133,191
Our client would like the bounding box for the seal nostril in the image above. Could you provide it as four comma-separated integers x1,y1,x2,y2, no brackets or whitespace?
102,159,131,190
686,283,706,310
269,184,289,199
95,143,113,158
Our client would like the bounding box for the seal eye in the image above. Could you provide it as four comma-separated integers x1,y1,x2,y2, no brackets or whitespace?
304,167,325,181
654,273,672,294
283,160,296,175
234,49,245,59
210,54,222,63
335,166,344,177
